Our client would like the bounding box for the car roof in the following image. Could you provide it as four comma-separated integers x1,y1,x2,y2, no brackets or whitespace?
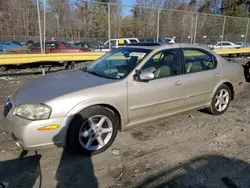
125,42,208,50
218,41,233,43
122,43,220,59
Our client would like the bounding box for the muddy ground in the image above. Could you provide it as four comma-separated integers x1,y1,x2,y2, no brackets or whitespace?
0,74,250,188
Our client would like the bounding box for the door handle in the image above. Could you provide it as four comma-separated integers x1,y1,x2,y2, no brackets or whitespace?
175,80,185,86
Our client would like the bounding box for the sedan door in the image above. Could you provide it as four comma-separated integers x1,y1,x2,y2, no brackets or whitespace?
180,48,221,108
127,48,188,124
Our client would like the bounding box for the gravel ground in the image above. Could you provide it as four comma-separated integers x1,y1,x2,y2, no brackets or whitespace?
0,71,250,188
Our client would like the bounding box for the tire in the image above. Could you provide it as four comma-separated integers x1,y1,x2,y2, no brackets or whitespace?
67,105,119,155
244,62,250,82
0,182,5,188
207,84,231,115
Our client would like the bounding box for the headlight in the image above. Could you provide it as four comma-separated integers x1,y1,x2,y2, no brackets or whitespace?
14,104,52,120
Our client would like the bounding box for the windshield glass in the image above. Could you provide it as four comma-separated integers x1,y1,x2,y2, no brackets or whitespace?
87,47,152,79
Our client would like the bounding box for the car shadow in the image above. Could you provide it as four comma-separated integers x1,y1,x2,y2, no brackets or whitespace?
134,154,250,188
0,121,98,188
53,118,98,188
0,151,42,188
54,149,98,188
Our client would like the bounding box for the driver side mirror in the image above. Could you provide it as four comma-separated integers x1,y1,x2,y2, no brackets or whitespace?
134,70,154,81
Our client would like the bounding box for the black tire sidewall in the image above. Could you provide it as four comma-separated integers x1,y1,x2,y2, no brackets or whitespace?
210,84,231,115
0,183,5,188
244,62,250,82
67,105,119,155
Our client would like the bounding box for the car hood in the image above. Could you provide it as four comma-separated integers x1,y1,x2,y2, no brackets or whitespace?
11,69,116,106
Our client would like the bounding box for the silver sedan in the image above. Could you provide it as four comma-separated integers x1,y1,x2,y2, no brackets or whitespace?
3,43,246,155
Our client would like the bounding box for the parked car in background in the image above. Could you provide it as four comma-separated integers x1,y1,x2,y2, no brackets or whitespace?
234,41,249,48
3,43,246,155
11,41,22,46
92,43,110,52
75,42,110,52
138,37,175,44
0,42,28,53
25,40,34,47
95,40,107,45
208,41,241,50
163,37,176,44
29,41,89,53
138,37,165,43
104,38,139,48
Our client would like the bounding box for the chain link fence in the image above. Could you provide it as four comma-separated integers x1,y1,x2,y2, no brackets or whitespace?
1,1,250,53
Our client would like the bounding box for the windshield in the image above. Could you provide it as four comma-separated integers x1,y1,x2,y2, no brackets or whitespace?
87,47,152,79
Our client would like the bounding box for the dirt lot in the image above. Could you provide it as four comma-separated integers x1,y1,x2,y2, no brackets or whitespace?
0,75,250,188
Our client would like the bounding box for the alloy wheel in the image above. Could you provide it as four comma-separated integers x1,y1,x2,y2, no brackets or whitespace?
78,115,113,151
215,89,230,112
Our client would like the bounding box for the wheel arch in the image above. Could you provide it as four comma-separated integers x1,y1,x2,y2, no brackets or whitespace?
61,100,126,147
212,80,234,101
223,82,234,100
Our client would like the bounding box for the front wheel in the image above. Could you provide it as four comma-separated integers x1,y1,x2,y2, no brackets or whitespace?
67,105,119,155
207,84,231,115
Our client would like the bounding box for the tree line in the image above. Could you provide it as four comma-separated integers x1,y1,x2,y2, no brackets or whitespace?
0,0,249,42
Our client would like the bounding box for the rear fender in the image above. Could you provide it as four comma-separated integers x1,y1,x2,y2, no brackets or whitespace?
210,79,234,102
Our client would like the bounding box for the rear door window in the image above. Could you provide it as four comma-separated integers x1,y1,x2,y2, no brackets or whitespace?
182,48,217,74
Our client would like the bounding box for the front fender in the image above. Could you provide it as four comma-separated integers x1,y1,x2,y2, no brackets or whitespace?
68,98,126,120
59,98,128,146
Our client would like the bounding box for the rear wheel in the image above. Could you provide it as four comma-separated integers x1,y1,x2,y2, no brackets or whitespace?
208,84,231,115
67,105,119,155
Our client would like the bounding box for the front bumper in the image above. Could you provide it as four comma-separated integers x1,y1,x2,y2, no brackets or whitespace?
3,106,66,151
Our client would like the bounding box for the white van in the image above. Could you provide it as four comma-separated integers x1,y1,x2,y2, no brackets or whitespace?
104,38,139,48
